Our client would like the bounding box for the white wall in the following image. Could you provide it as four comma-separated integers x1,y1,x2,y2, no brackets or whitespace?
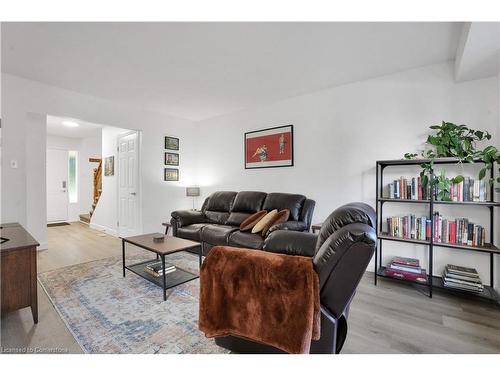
1,73,198,249
90,126,130,235
46,133,101,222
195,62,500,286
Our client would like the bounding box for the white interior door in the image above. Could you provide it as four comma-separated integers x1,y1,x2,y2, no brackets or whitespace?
118,132,140,237
47,148,69,222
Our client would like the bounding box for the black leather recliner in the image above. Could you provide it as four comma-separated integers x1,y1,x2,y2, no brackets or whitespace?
171,191,316,253
214,202,377,354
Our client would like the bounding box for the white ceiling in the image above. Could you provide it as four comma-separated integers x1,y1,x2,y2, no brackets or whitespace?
2,22,462,121
46,115,103,138
455,22,500,82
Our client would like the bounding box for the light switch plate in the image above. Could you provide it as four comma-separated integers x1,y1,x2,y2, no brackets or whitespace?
10,159,18,169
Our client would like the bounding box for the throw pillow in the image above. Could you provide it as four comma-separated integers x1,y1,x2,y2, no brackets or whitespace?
239,210,268,231
263,208,290,236
251,209,278,234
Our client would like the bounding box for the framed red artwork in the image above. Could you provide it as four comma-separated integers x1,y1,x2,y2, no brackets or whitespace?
244,125,294,169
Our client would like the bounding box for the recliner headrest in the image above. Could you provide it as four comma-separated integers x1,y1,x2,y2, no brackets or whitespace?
316,202,375,252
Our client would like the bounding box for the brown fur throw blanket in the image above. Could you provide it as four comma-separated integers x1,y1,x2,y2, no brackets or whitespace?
199,246,320,354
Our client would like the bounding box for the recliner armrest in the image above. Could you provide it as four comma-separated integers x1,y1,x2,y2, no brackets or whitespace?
263,230,318,257
266,220,308,236
171,210,206,227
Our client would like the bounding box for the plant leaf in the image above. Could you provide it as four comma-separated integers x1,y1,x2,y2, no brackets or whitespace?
479,168,486,180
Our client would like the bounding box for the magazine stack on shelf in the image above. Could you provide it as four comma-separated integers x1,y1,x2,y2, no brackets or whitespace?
144,261,176,278
442,264,483,293
384,257,427,283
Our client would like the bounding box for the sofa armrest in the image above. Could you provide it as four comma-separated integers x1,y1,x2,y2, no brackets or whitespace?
267,220,308,236
171,210,206,228
263,230,318,257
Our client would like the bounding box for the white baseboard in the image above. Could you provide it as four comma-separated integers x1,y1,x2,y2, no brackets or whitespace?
89,222,118,237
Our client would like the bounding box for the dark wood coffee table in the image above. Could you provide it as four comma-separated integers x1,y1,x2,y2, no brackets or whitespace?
121,233,202,301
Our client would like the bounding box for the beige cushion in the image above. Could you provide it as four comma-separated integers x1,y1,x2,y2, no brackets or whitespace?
239,210,268,232
263,209,290,236
251,209,278,234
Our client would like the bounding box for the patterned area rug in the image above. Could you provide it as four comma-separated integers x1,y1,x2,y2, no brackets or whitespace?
38,252,229,354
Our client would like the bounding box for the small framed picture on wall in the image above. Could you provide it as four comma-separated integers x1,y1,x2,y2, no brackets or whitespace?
164,168,179,181
165,152,179,166
104,156,115,176
164,136,179,150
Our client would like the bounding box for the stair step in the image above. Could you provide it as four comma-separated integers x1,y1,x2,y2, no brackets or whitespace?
79,213,91,224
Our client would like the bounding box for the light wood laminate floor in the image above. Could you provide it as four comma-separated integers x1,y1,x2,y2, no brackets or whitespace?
1,222,499,354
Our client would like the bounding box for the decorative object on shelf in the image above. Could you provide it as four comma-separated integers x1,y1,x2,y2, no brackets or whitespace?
186,186,200,210
164,136,179,150
375,158,499,304
165,152,179,166
403,122,500,195
153,233,165,242
104,156,114,176
244,125,293,169
164,168,179,181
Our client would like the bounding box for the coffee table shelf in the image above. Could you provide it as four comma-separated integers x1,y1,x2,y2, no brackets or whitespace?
125,260,199,290
121,233,202,301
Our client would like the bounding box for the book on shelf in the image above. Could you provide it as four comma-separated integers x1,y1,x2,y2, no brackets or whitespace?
384,213,486,247
144,261,176,278
385,215,430,241
384,175,489,202
442,264,483,293
445,264,480,277
388,263,422,274
384,257,427,283
391,256,420,267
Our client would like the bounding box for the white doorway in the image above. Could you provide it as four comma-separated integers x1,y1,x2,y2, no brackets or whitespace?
46,148,69,222
117,131,141,237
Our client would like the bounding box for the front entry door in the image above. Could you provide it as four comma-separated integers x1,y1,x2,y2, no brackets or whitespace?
47,148,69,222
118,132,140,237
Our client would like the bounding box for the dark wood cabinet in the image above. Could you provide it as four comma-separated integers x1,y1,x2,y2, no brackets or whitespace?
1,223,39,323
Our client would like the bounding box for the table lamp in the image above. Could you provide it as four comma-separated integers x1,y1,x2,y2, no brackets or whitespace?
186,187,200,210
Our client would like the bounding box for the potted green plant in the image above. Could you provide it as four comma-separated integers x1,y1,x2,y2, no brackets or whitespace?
403,122,500,201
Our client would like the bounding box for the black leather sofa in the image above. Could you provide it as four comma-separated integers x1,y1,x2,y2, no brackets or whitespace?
171,191,315,252
214,202,377,354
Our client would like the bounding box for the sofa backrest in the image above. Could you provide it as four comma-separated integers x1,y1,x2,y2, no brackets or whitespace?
226,191,267,226
262,193,306,221
203,191,237,224
202,190,315,227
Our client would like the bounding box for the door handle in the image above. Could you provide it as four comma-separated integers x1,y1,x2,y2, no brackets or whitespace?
130,192,137,196
62,181,67,189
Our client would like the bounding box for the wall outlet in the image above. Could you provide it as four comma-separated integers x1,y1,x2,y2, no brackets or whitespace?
10,159,18,169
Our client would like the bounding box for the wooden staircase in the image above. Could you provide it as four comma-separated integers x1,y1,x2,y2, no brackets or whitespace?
79,158,102,224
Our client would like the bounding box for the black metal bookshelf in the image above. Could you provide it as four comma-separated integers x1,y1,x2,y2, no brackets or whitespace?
375,158,500,304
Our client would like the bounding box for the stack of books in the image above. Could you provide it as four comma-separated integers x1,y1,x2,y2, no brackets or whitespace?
144,261,176,278
384,257,427,283
442,264,483,293
385,175,488,202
